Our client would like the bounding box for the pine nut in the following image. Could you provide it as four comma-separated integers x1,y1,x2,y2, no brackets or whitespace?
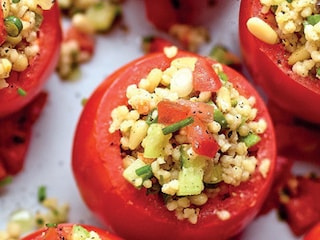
246,17,278,44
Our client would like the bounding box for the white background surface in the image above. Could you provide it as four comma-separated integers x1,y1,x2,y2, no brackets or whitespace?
0,0,307,239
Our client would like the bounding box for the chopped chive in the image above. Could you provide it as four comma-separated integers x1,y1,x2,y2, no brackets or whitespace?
38,185,47,203
286,0,292,3
146,109,158,125
0,176,13,187
162,117,194,135
46,223,57,228
218,71,228,82
5,16,23,37
307,14,320,26
17,87,27,96
12,0,20,3
242,133,261,148
214,108,228,129
81,98,88,106
316,68,320,77
135,165,153,180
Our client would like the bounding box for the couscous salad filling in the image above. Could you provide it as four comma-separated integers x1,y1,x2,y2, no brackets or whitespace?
109,47,271,224
0,0,54,89
247,0,320,79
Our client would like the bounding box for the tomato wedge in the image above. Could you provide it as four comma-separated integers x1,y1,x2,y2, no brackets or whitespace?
21,223,122,240
0,2,62,117
0,92,47,182
239,0,320,123
72,50,276,240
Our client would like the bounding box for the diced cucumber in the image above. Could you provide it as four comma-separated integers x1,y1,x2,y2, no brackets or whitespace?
143,123,171,158
86,1,120,32
71,225,90,239
177,166,204,196
123,159,147,188
177,145,206,196
204,163,223,184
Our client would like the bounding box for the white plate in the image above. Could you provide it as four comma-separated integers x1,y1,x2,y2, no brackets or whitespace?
0,1,305,239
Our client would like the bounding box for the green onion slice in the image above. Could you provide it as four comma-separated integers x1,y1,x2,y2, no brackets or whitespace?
5,16,23,37
135,165,153,180
307,14,320,26
162,117,194,135
242,133,261,148
17,87,27,96
38,185,47,202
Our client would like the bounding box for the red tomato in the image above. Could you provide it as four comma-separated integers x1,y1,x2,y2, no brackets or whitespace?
0,3,62,117
21,223,122,240
304,223,320,240
144,0,211,31
279,176,320,236
142,36,177,54
193,57,222,92
239,0,320,123
186,116,219,158
157,99,218,158
64,26,95,57
72,51,276,240
0,91,47,181
0,9,6,45
157,100,190,124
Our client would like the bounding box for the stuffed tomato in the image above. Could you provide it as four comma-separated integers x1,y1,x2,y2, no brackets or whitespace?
239,0,320,123
72,48,276,240
0,0,62,117
22,223,122,240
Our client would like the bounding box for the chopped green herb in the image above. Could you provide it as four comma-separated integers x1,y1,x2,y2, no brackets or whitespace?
146,109,158,125
286,0,293,3
46,223,57,228
17,87,27,96
12,0,20,3
241,133,261,148
214,108,228,129
0,176,13,187
162,117,194,135
306,14,320,26
135,165,153,181
218,71,228,82
5,16,23,37
38,185,47,202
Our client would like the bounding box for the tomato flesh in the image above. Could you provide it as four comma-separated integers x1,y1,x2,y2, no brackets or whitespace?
21,223,122,240
239,0,320,123
72,51,276,240
193,57,222,92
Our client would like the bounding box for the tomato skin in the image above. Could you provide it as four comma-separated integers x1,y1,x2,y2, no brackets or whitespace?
144,0,211,31
304,223,320,240
0,3,62,117
0,91,47,181
72,51,276,240
239,0,320,123
21,223,122,240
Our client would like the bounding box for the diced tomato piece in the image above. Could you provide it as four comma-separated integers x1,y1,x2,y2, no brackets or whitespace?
186,117,219,158
193,57,221,92
157,100,189,124
142,36,176,53
65,26,95,57
0,92,47,181
281,176,320,236
178,99,214,123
